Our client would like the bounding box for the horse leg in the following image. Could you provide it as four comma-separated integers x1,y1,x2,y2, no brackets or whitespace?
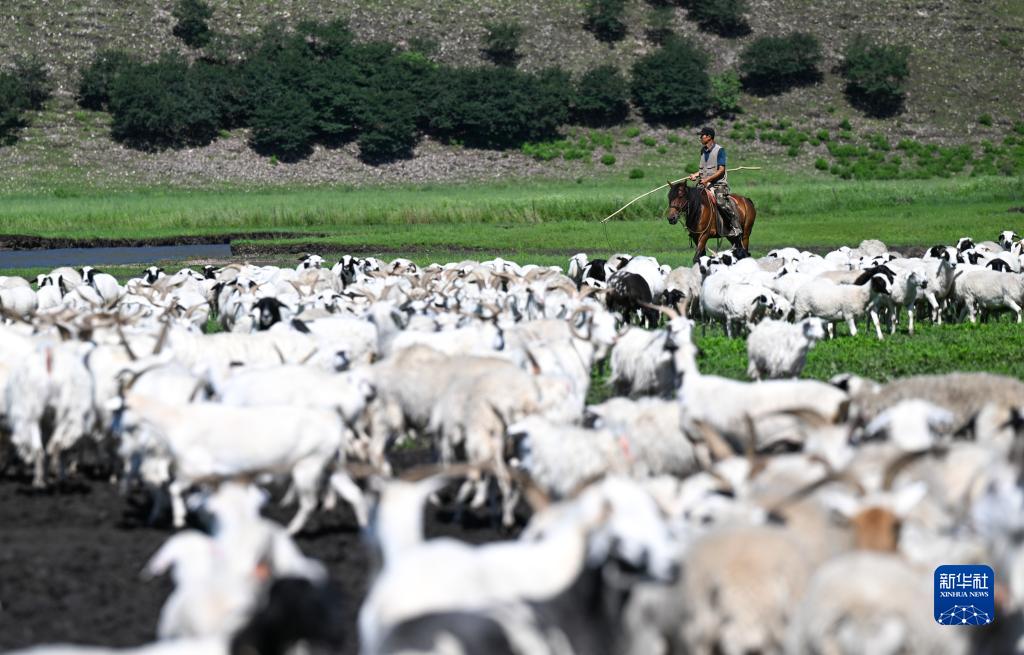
727,235,748,258
740,201,754,251
694,234,710,263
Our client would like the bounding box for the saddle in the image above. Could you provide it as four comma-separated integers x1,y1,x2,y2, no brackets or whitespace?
702,187,740,236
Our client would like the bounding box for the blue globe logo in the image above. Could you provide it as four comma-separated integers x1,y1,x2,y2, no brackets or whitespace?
937,604,993,625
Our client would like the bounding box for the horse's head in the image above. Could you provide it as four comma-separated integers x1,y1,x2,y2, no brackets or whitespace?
666,180,688,225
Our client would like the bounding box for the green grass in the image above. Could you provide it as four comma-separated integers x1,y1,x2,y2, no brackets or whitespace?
0,174,1021,248
697,319,1024,381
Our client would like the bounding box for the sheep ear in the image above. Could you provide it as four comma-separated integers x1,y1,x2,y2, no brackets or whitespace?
818,489,860,520
891,481,928,518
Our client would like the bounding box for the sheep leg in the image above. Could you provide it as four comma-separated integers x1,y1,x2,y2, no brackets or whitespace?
927,292,940,324
869,307,883,340
329,470,368,528
286,458,324,535
469,475,490,510
20,421,47,488
322,484,338,511
280,482,297,506
47,420,76,482
168,479,188,529
33,449,46,489
1007,298,1023,323
845,316,858,337
365,428,393,477
906,304,915,335
454,476,477,505
147,486,168,526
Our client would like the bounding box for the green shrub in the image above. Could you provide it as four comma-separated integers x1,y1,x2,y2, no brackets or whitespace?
840,118,852,130
629,168,645,178
481,20,524,67
190,60,249,130
77,50,139,111
171,0,214,48
687,0,750,37
352,50,436,161
787,144,800,157
588,130,615,149
0,57,52,142
815,129,830,143
0,73,29,143
709,70,742,115
10,57,51,110
522,141,559,161
108,55,219,150
584,0,628,43
814,157,829,170
248,82,317,161
978,113,993,126
357,105,419,164
867,132,890,151
573,65,630,127
631,36,711,124
839,34,910,117
667,133,680,144
641,135,657,146
601,153,617,165
426,66,570,149
739,33,822,94
625,126,641,138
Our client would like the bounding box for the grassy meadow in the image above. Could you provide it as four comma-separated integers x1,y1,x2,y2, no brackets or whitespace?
1,171,1022,247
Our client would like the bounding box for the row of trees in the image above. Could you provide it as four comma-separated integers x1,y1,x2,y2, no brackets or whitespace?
59,0,911,164
578,0,909,115
75,25,906,163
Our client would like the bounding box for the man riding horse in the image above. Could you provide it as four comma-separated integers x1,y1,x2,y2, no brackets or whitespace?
688,126,741,239
666,126,756,261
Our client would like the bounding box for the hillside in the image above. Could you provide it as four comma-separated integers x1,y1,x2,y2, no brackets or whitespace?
1,0,1021,190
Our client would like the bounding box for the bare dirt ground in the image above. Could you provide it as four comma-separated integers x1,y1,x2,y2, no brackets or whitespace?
0,447,509,654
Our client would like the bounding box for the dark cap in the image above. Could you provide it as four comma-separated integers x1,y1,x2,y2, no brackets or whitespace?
699,126,715,138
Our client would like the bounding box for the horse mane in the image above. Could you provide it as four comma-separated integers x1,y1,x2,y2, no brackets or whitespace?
685,184,705,231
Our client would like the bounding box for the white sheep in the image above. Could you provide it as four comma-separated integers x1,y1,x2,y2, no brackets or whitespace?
608,313,697,398
664,265,702,316
0,284,37,319
792,273,890,339
115,395,366,534
585,396,700,479
4,340,98,487
746,317,826,380
954,269,1024,323
144,482,325,639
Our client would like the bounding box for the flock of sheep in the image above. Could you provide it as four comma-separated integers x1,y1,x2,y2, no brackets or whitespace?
0,228,1023,655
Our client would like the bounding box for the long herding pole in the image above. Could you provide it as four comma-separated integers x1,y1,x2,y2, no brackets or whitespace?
600,166,762,223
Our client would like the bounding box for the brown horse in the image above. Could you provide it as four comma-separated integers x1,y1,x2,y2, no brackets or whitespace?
666,181,756,261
